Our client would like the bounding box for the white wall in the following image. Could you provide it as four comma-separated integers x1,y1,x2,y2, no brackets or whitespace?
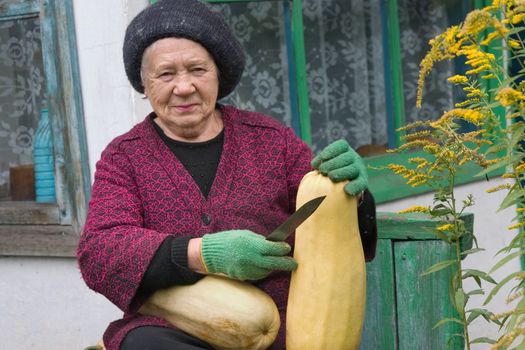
0,257,121,349
74,0,151,179
0,0,520,348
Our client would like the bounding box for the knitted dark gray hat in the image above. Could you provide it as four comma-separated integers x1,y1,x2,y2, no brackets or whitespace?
123,0,245,99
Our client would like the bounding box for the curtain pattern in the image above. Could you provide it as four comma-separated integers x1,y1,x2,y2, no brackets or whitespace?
0,16,46,198
218,0,455,154
399,0,454,126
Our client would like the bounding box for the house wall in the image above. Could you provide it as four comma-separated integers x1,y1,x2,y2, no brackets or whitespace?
0,0,519,349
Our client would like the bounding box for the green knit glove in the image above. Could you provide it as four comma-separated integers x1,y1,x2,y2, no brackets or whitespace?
201,230,298,281
311,139,368,196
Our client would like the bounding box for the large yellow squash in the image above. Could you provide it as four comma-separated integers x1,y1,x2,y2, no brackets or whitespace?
138,275,280,350
286,170,366,349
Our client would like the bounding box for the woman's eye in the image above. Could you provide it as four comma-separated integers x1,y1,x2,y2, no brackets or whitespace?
159,72,173,81
192,67,206,74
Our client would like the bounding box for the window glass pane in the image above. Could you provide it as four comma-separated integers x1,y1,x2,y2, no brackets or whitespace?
399,0,455,125
304,0,387,154
210,2,292,127
0,16,46,200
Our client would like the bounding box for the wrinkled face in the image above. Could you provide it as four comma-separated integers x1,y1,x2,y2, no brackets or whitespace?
141,37,221,141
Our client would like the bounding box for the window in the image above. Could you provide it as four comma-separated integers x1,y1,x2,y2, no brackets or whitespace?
199,0,500,203
0,0,89,256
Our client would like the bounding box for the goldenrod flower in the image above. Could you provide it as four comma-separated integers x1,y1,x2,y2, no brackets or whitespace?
508,221,525,230
436,223,454,231
398,205,430,214
486,183,512,193
458,45,495,76
515,163,525,173
509,39,521,49
496,87,525,107
511,13,525,24
433,108,485,126
455,98,480,107
417,26,463,107
448,75,468,84
462,9,493,36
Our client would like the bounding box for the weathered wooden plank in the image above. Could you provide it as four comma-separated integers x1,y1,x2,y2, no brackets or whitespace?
0,0,39,19
360,239,397,350
395,240,464,350
0,202,60,224
378,212,474,241
0,225,78,257
40,0,91,230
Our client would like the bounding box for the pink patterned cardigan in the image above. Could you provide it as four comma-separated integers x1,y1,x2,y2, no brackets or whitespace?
77,105,313,350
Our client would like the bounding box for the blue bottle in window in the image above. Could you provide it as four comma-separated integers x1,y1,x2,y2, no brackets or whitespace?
33,108,56,202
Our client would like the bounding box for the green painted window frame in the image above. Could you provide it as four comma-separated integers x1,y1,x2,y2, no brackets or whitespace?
187,0,505,203
0,0,90,257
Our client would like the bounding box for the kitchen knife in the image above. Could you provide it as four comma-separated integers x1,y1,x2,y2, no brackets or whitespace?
266,195,326,241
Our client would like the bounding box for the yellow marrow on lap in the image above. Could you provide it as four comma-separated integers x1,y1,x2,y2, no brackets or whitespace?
138,275,280,350
286,170,366,350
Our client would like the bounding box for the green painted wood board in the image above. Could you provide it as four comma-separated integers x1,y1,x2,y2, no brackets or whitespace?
360,239,397,350
377,212,474,242
395,240,464,350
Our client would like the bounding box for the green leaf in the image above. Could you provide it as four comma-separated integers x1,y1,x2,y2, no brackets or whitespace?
470,337,496,344
467,288,484,296
490,250,525,274
420,260,457,277
462,269,497,284
496,234,525,255
454,288,466,316
460,247,485,256
430,208,453,216
433,230,452,243
476,153,523,177
432,317,464,330
484,271,524,305
510,124,525,148
466,308,494,324
499,188,525,212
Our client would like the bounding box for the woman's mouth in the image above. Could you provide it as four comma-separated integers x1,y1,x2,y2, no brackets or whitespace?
174,104,197,112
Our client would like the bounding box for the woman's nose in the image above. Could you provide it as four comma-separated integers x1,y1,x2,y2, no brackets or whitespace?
172,75,196,95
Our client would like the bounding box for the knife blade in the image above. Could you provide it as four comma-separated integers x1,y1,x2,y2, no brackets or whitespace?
266,195,326,241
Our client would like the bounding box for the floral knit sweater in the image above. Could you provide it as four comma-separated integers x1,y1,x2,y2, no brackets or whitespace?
78,105,316,349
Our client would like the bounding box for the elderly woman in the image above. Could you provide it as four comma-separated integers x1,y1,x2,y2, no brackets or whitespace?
77,0,377,349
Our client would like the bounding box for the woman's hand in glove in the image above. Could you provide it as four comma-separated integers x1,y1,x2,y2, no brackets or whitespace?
311,139,368,196
200,230,297,281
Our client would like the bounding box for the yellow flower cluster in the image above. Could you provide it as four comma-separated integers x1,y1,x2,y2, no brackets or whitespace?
447,75,468,84
388,164,432,187
495,87,525,107
516,163,525,173
486,183,512,193
459,45,496,75
417,26,463,107
462,9,494,36
508,221,525,230
432,108,485,127
398,205,430,214
436,223,455,231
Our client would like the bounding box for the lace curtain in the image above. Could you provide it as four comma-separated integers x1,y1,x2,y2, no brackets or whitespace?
217,0,455,153
0,16,46,198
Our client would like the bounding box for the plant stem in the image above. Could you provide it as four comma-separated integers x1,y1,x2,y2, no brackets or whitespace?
449,171,471,349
